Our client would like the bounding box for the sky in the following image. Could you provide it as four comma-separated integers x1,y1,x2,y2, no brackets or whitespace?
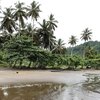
0,0,100,46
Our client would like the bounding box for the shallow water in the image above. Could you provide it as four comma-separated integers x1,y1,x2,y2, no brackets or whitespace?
0,73,100,100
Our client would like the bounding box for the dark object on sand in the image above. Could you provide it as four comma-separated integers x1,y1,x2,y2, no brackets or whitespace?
16,72,19,74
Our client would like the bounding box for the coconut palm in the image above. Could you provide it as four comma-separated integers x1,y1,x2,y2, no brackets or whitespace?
81,28,92,42
27,1,41,25
52,39,66,54
39,19,56,50
24,24,40,46
39,14,58,50
25,23,33,37
47,14,58,50
47,14,58,31
0,8,16,33
68,35,77,56
13,2,27,30
39,19,49,48
81,28,92,58
49,33,56,51
27,1,41,41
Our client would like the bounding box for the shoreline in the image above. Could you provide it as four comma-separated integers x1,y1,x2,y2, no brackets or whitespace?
0,69,100,87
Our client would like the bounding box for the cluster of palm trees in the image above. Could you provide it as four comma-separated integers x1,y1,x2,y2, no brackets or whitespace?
0,1,64,53
0,1,93,56
0,1,67,68
0,1,96,69
68,28,92,57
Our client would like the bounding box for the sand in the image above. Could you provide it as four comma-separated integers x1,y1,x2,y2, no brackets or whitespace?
0,70,100,86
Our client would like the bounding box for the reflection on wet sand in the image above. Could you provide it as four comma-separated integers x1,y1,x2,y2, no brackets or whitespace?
0,73,100,100
0,83,66,100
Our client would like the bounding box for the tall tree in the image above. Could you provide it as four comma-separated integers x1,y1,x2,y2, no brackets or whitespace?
27,1,41,26
68,35,77,56
39,19,56,50
13,2,27,31
0,8,16,34
38,14,58,50
52,39,66,54
25,24,41,46
81,28,92,42
81,28,92,58
39,19,50,48
27,1,41,41
47,14,58,50
47,14,58,31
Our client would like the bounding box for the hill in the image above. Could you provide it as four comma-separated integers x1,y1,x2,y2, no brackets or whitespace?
67,41,100,55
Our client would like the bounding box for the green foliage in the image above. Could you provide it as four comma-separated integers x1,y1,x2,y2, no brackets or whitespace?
67,41,100,56
0,1,99,70
84,59,100,69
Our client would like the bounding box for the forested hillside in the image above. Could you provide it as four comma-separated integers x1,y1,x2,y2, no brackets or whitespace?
67,41,100,55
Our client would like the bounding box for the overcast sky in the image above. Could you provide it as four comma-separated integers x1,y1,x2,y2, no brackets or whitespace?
0,0,100,46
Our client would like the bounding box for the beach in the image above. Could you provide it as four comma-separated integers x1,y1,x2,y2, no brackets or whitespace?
0,70,100,86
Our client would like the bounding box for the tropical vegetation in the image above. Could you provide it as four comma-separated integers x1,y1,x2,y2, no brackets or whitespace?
0,1,100,70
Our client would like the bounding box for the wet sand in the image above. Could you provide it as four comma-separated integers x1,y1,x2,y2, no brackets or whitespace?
0,70,100,86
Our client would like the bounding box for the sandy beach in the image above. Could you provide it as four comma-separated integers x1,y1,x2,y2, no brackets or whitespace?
0,70,100,86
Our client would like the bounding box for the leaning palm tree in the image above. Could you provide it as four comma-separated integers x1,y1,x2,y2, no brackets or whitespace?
0,8,16,34
81,28,92,58
27,1,41,41
68,35,77,56
13,2,27,31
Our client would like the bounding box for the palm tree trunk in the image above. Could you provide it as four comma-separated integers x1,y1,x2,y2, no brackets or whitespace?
18,20,21,37
71,46,73,56
32,19,35,43
49,34,50,51
83,46,85,58
83,42,87,58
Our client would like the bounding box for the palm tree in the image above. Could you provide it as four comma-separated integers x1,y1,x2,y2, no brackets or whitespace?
25,23,33,37
81,28,92,58
27,1,41,41
24,24,41,46
47,14,58,50
52,39,66,54
38,14,58,50
13,2,27,31
39,19,56,50
47,14,58,31
81,28,92,42
68,35,77,56
39,19,49,48
27,1,41,25
0,8,16,34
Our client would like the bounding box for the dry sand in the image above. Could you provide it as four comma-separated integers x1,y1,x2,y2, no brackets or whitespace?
0,70,100,86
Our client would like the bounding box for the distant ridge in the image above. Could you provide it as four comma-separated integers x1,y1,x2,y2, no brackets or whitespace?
67,41,100,55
